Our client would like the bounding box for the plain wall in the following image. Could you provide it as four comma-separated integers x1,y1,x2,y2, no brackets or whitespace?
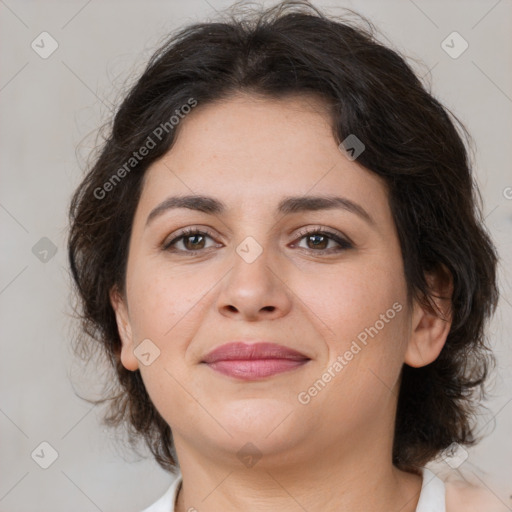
1,1,511,510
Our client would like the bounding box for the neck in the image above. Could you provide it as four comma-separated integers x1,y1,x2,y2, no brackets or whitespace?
173,434,422,512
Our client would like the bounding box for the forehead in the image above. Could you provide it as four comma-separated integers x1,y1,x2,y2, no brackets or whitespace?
135,93,390,224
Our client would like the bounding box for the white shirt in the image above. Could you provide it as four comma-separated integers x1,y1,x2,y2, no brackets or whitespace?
141,467,446,512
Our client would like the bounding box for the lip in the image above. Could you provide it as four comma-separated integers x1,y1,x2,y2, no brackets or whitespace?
201,342,310,380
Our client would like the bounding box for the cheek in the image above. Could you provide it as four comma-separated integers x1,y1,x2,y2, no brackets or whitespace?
296,269,408,427
126,260,211,425
296,253,407,341
126,256,211,342
300,253,409,391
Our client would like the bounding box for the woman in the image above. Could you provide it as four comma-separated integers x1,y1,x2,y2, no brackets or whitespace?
67,1,503,510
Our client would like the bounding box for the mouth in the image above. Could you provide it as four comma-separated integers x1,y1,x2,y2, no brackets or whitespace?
201,342,311,380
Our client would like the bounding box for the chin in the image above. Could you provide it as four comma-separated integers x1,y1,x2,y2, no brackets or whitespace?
173,400,313,470
215,399,305,444
213,430,307,469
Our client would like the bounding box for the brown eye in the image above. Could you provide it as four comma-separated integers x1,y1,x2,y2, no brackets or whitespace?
293,228,353,253
182,233,207,250
305,233,329,250
163,228,218,254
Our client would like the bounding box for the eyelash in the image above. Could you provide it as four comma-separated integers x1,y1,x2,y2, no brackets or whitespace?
162,226,353,255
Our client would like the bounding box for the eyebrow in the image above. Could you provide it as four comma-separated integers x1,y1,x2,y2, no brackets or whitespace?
145,194,375,227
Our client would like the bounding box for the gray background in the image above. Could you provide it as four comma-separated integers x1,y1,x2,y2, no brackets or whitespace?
1,0,511,510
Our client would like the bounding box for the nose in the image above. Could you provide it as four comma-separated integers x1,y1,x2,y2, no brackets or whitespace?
215,244,293,322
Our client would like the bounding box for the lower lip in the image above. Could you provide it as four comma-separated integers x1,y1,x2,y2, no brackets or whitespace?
204,359,309,380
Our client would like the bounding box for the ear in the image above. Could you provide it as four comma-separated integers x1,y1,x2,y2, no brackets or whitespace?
109,285,139,371
405,264,454,368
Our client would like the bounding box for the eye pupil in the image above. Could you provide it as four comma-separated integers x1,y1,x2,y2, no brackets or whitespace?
185,234,205,250
308,234,328,250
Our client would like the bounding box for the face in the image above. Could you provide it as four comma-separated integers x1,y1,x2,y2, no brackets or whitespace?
110,93,447,468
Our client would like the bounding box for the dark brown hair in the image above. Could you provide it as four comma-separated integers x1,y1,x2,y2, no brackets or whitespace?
67,0,499,474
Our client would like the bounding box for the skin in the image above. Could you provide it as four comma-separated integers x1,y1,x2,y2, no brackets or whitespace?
110,93,454,512
445,473,511,512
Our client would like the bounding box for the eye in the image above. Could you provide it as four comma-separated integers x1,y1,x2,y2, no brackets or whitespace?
162,227,219,254
292,227,353,253
162,226,353,255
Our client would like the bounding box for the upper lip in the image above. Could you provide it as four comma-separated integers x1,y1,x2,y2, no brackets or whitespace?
201,342,310,363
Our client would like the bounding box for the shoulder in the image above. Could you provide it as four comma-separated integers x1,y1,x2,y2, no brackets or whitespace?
445,478,509,512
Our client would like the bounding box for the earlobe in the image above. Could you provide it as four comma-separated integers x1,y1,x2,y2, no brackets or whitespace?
109,285,139,371
404,265,453,368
